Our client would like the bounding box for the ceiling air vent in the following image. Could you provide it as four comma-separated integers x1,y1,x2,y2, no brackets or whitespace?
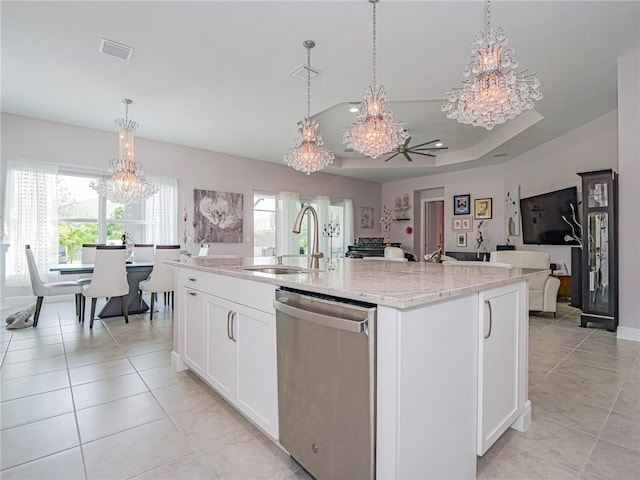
290,65,318,81
99,38,134,61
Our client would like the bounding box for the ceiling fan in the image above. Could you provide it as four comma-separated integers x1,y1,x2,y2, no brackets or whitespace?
384,138,448,162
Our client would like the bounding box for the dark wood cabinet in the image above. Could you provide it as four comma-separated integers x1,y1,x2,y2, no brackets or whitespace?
578,169,618,331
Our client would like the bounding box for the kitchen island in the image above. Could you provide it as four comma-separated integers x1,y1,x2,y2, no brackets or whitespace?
168,256,546,479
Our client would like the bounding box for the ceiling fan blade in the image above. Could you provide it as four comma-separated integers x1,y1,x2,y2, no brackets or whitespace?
403,137,411,149
412,146,449,151
403,152,413,162
411,139,440,149
384,152,402,162
409,150,436,158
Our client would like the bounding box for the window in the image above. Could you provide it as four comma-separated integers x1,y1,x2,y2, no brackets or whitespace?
297,199,346,257
57,171,176,263
253,194,276,256
261,191,350,259
328,204,345,258
4,161,176,288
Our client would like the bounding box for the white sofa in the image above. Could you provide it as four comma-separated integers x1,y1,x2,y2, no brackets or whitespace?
489,250,561,317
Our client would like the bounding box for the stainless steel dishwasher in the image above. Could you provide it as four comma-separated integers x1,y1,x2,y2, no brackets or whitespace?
274,287,376,480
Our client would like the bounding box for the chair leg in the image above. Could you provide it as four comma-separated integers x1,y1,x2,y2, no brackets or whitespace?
150,292,155,321
89,298,97,329
75,294,80,318
33,296,44,327
121,296,129,324
164,292,167,305
171,291,174,310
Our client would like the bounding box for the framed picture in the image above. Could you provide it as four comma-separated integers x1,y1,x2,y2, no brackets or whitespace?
452,218,462,231
461,217,472,231
456,233,467,247
474,198,493,220
454,194,471,215
360,206,374,229
193,189,244,243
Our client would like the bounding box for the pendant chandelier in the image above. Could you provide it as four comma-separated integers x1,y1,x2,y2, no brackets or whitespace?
90,99,159,205
284,40,335,175
441,0,542,130
343,0,408,159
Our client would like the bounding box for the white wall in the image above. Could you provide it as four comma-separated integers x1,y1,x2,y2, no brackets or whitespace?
0,114,381,258
504,110,618,271
617,52,640,337
383,165,504,258
382,110,619,272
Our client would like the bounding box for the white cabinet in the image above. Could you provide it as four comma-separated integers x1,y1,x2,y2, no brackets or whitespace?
205,296,237,401
234,303,278,436
477,282,527,455
177,270,278,439
181,287,206,375
203,293,279,438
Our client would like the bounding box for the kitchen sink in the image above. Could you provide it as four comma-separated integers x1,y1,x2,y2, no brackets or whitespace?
243,266,308,275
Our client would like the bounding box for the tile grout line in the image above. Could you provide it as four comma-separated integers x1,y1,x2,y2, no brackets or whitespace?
60,311,93,480
97,308,209,479
576,350,637,477
529,308,599,390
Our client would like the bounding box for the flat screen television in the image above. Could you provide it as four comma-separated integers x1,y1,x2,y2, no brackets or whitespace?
520,187,580,245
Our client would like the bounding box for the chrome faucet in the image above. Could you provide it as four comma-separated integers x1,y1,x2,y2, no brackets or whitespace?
292,205,324,269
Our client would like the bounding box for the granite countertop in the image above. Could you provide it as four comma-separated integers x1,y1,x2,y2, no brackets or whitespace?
168,256,547,309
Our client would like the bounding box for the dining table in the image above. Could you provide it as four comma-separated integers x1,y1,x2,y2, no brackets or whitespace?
49,261,154,318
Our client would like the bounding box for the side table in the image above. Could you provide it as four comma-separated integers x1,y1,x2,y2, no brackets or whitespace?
551,274,572,300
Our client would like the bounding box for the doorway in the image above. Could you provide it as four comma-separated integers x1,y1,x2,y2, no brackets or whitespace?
422,199,444,259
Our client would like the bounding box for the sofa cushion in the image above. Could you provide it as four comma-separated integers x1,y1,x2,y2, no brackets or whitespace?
489,250,551,291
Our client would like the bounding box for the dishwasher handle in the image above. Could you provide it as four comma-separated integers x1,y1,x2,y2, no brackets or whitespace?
274,299,367,334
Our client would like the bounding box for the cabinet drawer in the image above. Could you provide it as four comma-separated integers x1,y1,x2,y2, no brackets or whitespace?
178,268,276,314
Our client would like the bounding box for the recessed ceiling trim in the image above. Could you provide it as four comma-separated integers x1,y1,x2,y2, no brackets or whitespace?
99,38,134,60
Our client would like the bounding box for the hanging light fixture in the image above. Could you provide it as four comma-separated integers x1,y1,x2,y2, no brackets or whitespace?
343,0,408,159
284,40,335,175
90,99,159,204
441,0,542,130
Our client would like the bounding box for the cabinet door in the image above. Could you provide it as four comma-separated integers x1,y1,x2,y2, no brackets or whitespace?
205,296,237,401
182,288,206,375
235,305,279,439
477,284,525,455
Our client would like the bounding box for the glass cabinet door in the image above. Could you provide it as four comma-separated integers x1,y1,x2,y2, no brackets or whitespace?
586,179,608,208
586,212,610,314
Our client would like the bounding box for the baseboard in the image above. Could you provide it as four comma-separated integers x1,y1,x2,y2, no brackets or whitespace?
510,400,532,432
171,351,189,371
617,326,640,342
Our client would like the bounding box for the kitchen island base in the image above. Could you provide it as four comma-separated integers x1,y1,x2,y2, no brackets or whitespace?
170,258,536,479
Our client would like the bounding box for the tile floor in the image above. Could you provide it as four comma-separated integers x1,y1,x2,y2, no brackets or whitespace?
1,297,639,479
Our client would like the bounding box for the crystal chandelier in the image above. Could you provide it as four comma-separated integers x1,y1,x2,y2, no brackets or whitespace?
441,0,542,130
284,40,334,175
343,0,408,159
90,99,159,205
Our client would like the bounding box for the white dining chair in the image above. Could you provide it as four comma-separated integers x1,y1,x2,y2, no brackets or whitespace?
81,245,130,329
139,245,180,319
77,243,98,286
25,245,82,327
133,243,155,262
